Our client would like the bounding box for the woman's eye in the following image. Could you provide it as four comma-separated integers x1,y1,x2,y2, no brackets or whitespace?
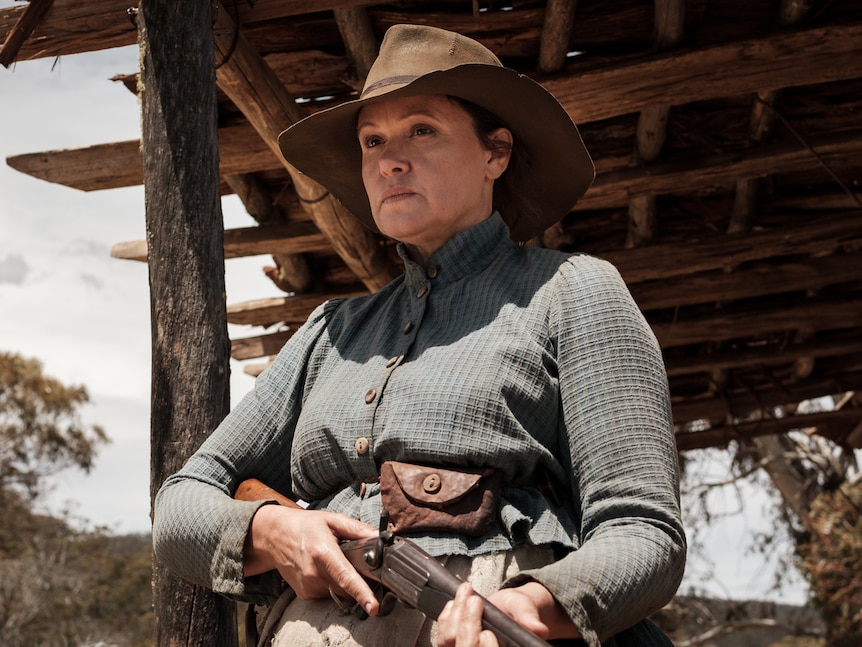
363,135,382,148
412,125,433,137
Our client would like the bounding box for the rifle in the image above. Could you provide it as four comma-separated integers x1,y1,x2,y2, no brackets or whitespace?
235,478,553,647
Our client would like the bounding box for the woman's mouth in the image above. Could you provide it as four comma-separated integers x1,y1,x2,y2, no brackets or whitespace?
381,187,415,203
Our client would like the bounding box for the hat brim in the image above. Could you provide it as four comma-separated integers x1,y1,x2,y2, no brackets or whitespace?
278,64,594,242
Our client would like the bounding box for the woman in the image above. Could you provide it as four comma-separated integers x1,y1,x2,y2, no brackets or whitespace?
153,24,686,647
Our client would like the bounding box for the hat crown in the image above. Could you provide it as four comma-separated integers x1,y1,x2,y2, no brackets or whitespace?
361,25,502,99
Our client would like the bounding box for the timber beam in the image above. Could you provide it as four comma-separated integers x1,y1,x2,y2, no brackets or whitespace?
675,407,862,452
0,0,379,61
211,8,399,292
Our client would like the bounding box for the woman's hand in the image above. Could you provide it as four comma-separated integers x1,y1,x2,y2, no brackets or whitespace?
242,503,380,615
437,583,502,647
436,581,580,646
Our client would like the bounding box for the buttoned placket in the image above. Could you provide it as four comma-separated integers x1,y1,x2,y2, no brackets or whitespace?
353,263,436,467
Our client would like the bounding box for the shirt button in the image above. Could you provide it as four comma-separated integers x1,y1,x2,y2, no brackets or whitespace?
385,356,399,368
427,265,439,279
416,284,429,299
355,437,369,454
402,321,414,334
364,388,377,404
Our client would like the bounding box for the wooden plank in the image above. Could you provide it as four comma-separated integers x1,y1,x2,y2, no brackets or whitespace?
547,21,862,125
227,290,367,326
231,330,294,360
606,212,862,284
5,123,282,191
0,0,54,67
671,369,862,425
224,173,313,293
578,128,862,211
630,251,862,311
110,222,330,262
675,407,862,452
0,0,377,60
664,330,862,377
651,296,862,350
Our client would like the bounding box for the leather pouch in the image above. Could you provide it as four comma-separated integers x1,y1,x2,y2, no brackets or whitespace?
379,461,501,536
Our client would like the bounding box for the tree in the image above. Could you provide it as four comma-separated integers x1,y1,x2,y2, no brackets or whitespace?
0,350,153,647
798,478,862,647
0,351,108,500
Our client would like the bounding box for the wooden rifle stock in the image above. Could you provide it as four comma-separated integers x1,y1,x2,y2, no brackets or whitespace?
234,478,553,647
234,477,303,510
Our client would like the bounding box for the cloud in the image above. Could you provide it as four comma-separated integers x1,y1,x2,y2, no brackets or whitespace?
63,239,110,257
0,252,30,285
80,272,105,291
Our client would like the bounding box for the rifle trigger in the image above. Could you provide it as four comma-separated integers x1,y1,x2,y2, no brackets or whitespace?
378,592,398,616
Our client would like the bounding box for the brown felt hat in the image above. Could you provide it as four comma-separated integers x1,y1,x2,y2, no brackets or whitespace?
278,24,594,242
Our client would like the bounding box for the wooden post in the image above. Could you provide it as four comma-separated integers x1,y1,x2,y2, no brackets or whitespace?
137,2,237,646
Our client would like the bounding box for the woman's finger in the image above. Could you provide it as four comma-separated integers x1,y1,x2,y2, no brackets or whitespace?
437,583,498,647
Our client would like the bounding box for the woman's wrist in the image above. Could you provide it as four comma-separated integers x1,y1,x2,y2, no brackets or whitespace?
242,503,279,577
516,581,581,640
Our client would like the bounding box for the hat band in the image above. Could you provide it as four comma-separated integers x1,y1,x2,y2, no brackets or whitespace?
360,75,420,98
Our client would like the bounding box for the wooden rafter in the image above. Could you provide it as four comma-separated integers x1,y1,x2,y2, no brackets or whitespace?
211,7,399,292
0,0,54,67
625,0,684,248
9,22,862,195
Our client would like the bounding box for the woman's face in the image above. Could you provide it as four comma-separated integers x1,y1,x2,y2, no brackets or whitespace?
358,94,511,263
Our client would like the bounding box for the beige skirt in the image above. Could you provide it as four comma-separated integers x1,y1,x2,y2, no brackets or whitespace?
263,546,555,647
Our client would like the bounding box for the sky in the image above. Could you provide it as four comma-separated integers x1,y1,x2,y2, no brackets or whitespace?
0,23,810,605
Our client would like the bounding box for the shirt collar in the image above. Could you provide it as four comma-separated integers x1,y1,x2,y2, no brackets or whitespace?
398,212,515,288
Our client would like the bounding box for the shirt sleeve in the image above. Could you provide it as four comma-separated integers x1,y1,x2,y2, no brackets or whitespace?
151,300,338,605
508,256,686,645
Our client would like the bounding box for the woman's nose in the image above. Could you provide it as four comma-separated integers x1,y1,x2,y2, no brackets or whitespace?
379,142,410,176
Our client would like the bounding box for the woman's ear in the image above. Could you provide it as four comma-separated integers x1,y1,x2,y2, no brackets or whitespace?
486,127,513,180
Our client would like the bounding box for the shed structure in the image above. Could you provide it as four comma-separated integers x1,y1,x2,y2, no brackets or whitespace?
2,0,862,454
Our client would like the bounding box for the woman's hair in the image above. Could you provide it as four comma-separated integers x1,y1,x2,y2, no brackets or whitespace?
448,96,536,237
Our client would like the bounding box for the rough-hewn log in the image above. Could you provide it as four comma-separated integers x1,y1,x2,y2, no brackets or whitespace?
547,21,862,125
0,0,378,60
227,291,367,327
627,0,684,251
630,251,862,311
664,330,862,378
651,295,862,349
231,330,294,360
607,211,861,283
224,173,313,293
212,8,399,292
675,407,862,452
580,128,862,211
0,0,54,67
5,123,282,191
538,0,577,74
137,1,237,645
333,6,377,89
672,370,862,425
111,222,330,262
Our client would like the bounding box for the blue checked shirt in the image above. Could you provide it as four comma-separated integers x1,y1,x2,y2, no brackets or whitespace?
153,213,685,644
